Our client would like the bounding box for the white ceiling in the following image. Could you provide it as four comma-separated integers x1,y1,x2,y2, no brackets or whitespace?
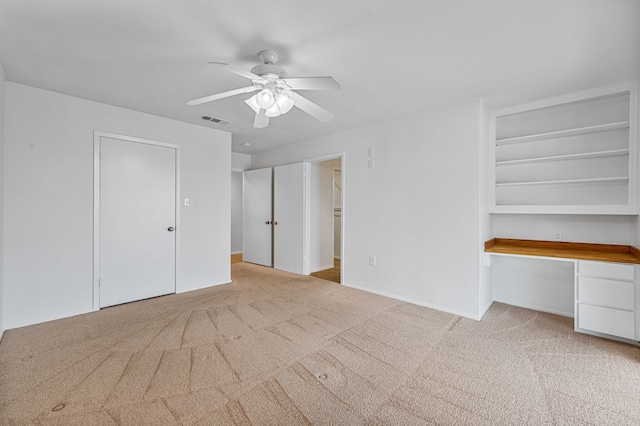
1,1,638,155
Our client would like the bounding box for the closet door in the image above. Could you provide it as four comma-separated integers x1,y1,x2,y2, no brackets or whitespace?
273,163,306,274
99,136,176,307
243,168,273,266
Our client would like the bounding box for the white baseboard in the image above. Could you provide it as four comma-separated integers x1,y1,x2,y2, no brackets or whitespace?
177,279,230,294
334,256,341,260
342,282,480,321
231,251,243,255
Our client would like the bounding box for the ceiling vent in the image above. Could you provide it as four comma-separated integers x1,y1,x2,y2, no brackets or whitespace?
201,116,231,125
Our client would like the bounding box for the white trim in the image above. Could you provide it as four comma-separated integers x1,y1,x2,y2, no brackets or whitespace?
304,163,311,275
231,251,243,255
231,168,245,172
93,131,181,311
343,282,482,321
485,251,577,263
304,152,345,163
628,82,638,213
340,153,345,285
176,279,228,294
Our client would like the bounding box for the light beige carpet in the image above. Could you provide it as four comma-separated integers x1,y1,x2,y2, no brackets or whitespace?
1,262,639,425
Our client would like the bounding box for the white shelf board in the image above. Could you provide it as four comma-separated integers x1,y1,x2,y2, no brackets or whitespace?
490,204,637,215
496,121,629,146
496,149,629,166
495,176,628,187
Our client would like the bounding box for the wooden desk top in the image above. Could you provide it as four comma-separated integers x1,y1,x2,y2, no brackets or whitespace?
484,238,640,264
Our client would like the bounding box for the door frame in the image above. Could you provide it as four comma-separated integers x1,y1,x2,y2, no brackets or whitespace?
332,166,342,261
92,131,181,311
304,152,345,284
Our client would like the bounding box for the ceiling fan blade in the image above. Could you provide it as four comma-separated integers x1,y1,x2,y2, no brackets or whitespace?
254,109,270,128
209,62,266,83
289,92,335,123
282,76,341,91
187,86,260,106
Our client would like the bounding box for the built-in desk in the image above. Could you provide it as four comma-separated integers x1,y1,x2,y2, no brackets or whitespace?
484,239,640,345
484,238,640,264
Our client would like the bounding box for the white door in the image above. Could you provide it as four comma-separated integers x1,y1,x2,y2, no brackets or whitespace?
99,137,176,308
243,168,273,266
274,163,306,274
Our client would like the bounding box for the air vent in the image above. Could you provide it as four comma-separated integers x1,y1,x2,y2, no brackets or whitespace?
201,116,231,125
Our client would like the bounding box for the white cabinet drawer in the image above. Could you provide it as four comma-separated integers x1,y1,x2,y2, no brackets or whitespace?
578,261,635,281
578,304,635,340
577,277,635,310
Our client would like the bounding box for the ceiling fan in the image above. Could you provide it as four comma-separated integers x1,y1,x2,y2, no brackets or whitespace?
188,50,341,128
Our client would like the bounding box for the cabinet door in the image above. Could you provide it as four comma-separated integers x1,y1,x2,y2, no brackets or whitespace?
579,261,635,281
577,277,634,310
578,304,635,340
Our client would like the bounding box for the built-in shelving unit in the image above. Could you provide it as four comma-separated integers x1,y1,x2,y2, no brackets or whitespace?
489,83,638,214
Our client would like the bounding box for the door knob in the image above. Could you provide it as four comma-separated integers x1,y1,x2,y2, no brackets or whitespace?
168,227,174,232
265,221,271,225
273,221,278,226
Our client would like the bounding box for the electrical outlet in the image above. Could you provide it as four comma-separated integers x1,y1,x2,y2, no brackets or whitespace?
554,231,562,241
369,256,376,266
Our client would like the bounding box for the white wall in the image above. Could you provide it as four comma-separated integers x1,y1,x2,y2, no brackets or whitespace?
0,62,5,339
4,83,231,329
310,160,339,272
491,256,575,317
493,215,636,245
253,99,485,319
230,153,250,255
231,171,243,254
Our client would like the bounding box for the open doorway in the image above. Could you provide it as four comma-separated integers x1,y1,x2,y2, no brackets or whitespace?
308,156,343,284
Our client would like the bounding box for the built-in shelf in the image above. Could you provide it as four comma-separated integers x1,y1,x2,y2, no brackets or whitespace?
496,121,629,146
489,83,637,214
496,176,628,188
496,149,629,167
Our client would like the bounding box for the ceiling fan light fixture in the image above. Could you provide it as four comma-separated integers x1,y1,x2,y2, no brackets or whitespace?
275,92,295,114
256,88,275,109
244,94,260,114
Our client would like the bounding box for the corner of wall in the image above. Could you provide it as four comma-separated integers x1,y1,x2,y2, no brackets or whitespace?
478,97,493,315
231,152,251,171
